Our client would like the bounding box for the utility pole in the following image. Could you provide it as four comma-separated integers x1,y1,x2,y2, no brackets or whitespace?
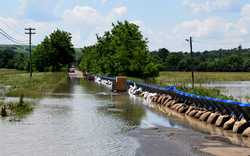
186,36,195,89
25,28,36,78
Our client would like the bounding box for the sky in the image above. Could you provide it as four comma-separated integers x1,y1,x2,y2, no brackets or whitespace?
0,0,250,51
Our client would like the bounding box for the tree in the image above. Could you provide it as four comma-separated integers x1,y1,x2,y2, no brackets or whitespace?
79,21,159,78
13,53,28,70
0,49,14,68
33,29,75,72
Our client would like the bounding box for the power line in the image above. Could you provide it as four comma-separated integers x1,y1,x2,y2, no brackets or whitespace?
0,27,27,44
0,30,25,45
0,19,27,41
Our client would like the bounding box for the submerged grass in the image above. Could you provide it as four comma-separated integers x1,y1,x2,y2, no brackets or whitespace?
176,86,235,101
0,69,67,98
9,101,33,118
0,99,34,119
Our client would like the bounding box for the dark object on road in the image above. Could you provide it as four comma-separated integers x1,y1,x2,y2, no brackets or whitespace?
1,106,7,117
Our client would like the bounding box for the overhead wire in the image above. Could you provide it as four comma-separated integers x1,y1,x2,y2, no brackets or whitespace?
0,19,27,40
0,27,27,45
0,28,27,44
0,31,22,44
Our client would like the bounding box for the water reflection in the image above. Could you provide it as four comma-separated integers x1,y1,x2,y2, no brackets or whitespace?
97,102,146,126
0,79,139,156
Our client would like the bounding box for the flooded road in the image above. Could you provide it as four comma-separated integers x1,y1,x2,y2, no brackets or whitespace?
0,79,186,156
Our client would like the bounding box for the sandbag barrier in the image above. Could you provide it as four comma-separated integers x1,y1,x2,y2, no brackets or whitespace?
127,81,250,137
127,80,250,122
93,76,250,136
100,78,250,121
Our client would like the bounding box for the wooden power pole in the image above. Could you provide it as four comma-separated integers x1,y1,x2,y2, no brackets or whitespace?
186,36,195,89
25,28,36,78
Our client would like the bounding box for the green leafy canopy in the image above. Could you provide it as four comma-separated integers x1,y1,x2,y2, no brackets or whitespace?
79,21,159,78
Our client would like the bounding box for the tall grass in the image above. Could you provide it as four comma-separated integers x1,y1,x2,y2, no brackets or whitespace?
0,69,25,75
0,70,67,98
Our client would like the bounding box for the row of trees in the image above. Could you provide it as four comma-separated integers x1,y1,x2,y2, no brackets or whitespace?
0,48,28,70
79,21,159,78
1,23,250,75
151,48,250,72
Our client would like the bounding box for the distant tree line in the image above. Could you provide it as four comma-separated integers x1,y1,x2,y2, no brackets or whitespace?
151,47,250,72
1,24,250,74
79,21,159,78
0,47,28,70
0,30,75,72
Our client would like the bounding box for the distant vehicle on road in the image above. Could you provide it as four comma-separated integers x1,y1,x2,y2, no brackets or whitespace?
68,67,76,73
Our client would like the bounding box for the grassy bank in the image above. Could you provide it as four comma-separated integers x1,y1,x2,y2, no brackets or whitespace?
0,69,67,98
176,86,235,100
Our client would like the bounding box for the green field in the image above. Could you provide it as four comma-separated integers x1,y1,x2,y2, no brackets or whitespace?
0,69,67,98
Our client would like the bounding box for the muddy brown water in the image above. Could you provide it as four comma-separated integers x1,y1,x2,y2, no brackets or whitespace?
0,79,249,156
0,79,185,156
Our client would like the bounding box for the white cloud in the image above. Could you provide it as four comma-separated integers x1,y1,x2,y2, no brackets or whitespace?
0,16,57,45
0,4,130,47
241,4,250,17
62,6,101,26
225,4,250,39
3,1,250,51
61,5,128,47
18,0,62,21
184,0,239,13
169,3,250,51
174,17,226,38
100,0,108,4
112,6,127,16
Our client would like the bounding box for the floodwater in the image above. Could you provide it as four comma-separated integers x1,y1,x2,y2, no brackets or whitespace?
201,81,250,102
1,79,250,156
0,79,185,156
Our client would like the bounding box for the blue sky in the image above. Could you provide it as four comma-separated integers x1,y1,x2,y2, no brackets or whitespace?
0,0,250,51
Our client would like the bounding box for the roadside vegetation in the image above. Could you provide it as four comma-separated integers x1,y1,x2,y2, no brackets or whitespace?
79,21,159,78
0,69,67,98
0,96,33,119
